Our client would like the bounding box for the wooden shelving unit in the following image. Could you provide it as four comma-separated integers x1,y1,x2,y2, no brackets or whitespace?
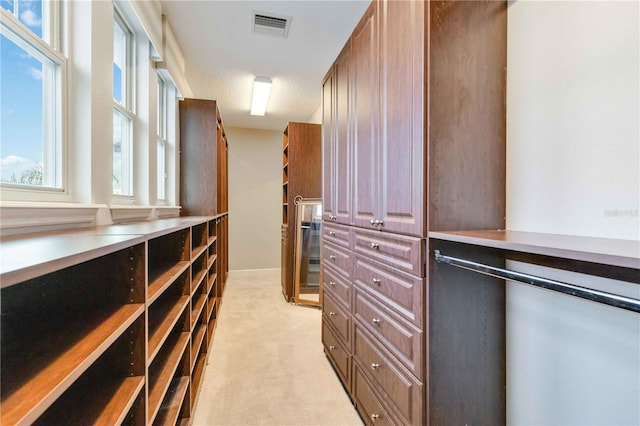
0,215,229,425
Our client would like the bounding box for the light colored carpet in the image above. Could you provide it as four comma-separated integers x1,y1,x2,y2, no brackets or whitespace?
192,268,363,426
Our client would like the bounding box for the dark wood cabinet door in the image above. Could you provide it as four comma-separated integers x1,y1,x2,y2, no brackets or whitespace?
322,71,335,221
378,0,425,236
334,43,352,225
352,2,379,230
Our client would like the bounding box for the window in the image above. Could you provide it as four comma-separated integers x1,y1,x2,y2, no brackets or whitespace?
0,0,65,191
156,75,166,201
112,10,134,197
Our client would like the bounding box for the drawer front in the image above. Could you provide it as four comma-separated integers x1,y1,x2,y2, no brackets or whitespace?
322,241,352,279
354,255,424,327
322,222,351,248
322,263,351,309
323,290,351,349
322,321,351,391
353,228,424,277
354,287,423,377
353,364,396,426
354,323,423,426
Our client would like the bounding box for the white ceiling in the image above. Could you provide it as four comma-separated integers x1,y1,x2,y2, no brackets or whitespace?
160,1,370,131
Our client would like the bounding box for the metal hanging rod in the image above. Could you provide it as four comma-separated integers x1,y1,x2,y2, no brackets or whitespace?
434,250,640,314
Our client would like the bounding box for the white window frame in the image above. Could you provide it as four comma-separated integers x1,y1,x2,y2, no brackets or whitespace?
156,74,167,203
0,2,68,202
112,7,136,201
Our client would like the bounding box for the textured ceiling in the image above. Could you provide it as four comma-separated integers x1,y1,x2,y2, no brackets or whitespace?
160,0,370,131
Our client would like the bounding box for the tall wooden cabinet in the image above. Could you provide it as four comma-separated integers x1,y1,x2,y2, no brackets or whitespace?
179,98,230,290
321,1,507,425
281,122,322,301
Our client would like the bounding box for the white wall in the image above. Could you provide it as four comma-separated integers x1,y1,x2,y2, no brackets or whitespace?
507,1,640,424
226,127,282,270
308,104,322,124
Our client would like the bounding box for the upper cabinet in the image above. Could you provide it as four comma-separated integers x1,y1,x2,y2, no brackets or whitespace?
328,1,426,237
352,2,378,232
377,0,425,236
322,70,335,221
323,43,352,226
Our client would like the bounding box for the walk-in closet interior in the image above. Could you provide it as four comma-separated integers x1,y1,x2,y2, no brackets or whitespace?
0,0,638,425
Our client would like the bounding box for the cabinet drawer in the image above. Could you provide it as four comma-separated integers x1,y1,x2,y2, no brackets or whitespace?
353,364,395,426
323,290,351,349
322,321,351,392
322,263,351,309
354,255,423,327
322,222,351,248
322,241,352,279
354,323,423,426
353,228,424,277
354,287,423,377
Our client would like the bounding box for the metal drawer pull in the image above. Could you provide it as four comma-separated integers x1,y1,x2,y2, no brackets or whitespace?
372,318,381,325
371,414,380,421
372,278,381,286
329,345,336,350
329,311,336,316
329,255,336,261
329,215,337,220
370,242,379,249
371,363,380,370
370,219,384,226
369,219,376,225
329,231,336,236
329,281,336,287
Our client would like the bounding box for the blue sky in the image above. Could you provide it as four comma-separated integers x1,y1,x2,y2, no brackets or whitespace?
1,0,45,183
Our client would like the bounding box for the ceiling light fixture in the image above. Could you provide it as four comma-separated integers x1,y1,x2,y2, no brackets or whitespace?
250,77,272,116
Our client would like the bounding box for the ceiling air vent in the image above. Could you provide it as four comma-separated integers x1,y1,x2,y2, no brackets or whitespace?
252,10,292,38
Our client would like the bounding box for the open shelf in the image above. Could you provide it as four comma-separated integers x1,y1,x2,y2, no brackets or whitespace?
153,376,190,426
148,331,190,424
191,292,207,329
208,253,217,271
148,261,190,304
207,289,217,322
191,222,207,256
190,354,207,411
191,252,207,295
191,323,207,373
1,303,144,425
148,296,189,364
34,374,144,426
148,229,190,287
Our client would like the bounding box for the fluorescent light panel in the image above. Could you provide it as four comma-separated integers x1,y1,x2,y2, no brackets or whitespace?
250,77,272,116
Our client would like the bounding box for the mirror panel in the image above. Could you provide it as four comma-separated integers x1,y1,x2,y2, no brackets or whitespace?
294,199,322,306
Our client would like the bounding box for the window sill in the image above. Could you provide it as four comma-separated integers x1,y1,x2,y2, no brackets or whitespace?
0,203,183,236
0,201,105,234
109,205,181,223
109,205,154,223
